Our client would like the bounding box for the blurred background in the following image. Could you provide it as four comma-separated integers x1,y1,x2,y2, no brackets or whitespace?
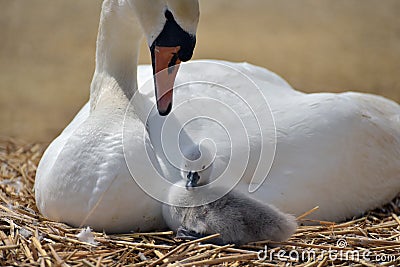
1,0,399,142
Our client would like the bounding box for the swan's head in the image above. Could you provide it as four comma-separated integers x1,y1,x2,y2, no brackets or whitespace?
130,0,199,116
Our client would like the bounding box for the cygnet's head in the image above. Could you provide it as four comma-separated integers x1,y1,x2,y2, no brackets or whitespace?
128,0,199,115
180,141,215,189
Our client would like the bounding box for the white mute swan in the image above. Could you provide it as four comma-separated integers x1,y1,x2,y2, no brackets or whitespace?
35,0,400,233
34,0,199,233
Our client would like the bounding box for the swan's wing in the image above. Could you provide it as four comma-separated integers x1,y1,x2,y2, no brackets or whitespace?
35,102,90,195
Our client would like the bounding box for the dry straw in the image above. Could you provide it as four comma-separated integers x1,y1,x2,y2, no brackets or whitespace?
0,138,399,266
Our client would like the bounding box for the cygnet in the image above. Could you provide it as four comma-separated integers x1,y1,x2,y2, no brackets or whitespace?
163,171,297,245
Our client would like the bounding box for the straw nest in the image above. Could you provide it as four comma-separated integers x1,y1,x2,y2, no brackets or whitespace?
0,138,399,266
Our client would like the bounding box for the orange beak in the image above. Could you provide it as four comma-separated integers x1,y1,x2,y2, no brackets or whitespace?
153,46,181,116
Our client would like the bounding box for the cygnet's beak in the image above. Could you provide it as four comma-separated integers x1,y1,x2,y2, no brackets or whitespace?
152,46,181,116
186,171,200,190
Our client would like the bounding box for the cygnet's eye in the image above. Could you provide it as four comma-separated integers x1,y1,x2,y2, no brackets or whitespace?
202,165,206,170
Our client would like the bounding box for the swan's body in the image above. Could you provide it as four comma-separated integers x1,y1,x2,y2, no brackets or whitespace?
51,60,400,224
163,180,297,245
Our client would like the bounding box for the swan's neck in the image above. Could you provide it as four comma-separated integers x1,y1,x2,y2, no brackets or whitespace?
90,1,143,111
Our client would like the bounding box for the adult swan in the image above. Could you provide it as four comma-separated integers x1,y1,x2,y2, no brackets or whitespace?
34,0,199,232
35,0,400,231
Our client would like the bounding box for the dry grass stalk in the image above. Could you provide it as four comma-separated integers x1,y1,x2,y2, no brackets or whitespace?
0,138,399,266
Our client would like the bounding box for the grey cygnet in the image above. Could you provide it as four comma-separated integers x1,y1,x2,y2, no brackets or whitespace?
163,172,297,246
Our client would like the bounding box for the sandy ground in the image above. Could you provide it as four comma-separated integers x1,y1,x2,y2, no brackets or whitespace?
1,0,399,142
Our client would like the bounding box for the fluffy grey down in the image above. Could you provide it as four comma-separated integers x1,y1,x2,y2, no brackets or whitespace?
163,182,297,245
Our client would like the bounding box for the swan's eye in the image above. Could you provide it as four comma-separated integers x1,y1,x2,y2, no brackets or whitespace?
202,165,205,169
